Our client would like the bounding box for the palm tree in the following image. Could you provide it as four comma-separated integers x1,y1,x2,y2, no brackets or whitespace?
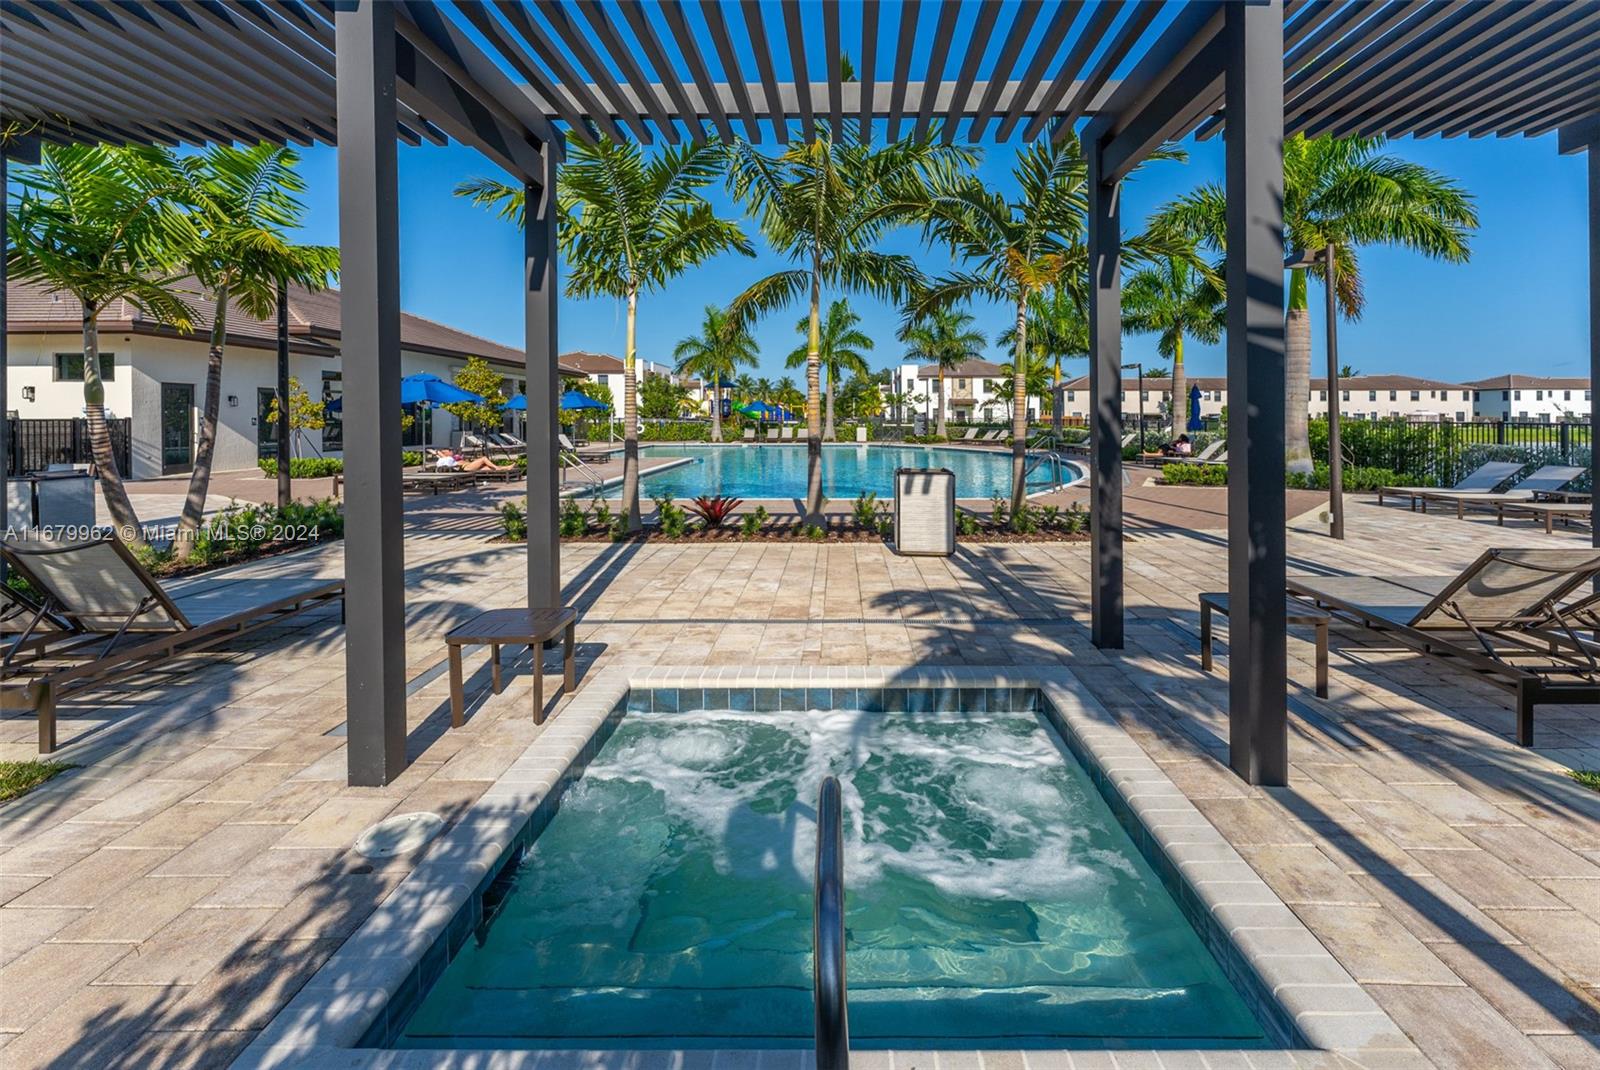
174,143,338,558
456,134,751,532
673,306,759,442
1339,363,1361,379
897,306,986,438
775,376,805,418
1121,251,1224,437
918,136,1104,522
1000,285,1090,404
7,144,200,546
727,129,969,522
995,359,1054,425
755,377,774,403
732,373,759,405
785,299,873,440
1157,133,1475,472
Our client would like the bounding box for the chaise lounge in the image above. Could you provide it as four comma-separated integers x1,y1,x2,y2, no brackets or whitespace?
1,535,345,752
1287,547,1600,746
1376,461,1522,510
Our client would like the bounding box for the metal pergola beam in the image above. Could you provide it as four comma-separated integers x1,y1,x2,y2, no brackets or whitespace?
701,0,763,142
1087,141,1123,651
1223,0,1288,788
526,145,561,613
336,0,408,788
393,34,543,182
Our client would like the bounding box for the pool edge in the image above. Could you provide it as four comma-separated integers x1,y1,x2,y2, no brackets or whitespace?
230,665,1418,1070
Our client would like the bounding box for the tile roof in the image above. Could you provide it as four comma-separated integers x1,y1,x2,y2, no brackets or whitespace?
1309,374,1461,391
1461,374,1590,390
6,278,582,375
912,360,1006,378
559,351,625,374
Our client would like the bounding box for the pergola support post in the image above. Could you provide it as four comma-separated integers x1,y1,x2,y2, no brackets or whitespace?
526,143,561,612
1087,140,1123,650
1223,0,1288,786
337,0,408,787
2,150,9,555
1590,144,1598,554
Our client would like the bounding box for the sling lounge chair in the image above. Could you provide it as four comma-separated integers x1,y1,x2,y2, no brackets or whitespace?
959,428,979,441
1,535,344,752
558,433,612,464
743,427,756,441
766,427,780,441
781,427,796,441
1418,465,1587,518
1377,461,1522,510
1287,547,1600,746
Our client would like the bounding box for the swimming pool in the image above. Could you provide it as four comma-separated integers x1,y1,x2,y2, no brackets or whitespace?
393,691,1266,1050
605,444,1081,500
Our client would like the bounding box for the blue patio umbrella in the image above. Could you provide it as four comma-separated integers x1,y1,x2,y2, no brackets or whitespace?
560,389,607,411
325,372,483,411
501,393,526,411
1186,384,1205,432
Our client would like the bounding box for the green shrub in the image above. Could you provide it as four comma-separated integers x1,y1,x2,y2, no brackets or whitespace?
803,523,826,541
955,511,980,537
739,505,769,538
851,492,880,529
641,421,711,442
1160,463,1228,486
1286,463,1421,491
1062,503,1088,534
558,497,586,537
258,457,343,478
1010,502,1039,534
654,495,688,537
499,500,528,541
903,433,949,445
989,495,1009,528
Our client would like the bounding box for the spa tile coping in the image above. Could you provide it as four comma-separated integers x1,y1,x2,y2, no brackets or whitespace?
231,665,1418,1070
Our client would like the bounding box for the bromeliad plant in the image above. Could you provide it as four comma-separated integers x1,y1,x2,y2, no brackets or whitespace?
687,495,744,530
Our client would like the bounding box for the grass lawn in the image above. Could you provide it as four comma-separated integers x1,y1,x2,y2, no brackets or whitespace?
0,760,75,803
1569,770,1600,794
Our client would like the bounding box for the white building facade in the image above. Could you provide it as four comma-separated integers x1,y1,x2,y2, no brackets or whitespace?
1464,375,1592,422
891,360,1039,423
7,280,576,480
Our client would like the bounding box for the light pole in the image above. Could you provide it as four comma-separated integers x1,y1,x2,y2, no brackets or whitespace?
1287,246,1343,539
1122,361,1145,454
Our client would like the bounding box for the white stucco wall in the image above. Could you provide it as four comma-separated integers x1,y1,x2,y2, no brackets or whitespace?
5,331,135,425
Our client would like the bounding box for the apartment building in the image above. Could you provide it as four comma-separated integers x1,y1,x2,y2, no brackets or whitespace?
1463,374,1592,422
891,360,1040,423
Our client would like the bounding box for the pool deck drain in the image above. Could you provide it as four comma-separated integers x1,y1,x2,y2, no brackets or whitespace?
235,666,1419,1070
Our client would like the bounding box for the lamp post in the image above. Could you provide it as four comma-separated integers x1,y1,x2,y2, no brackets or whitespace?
1286,246,1343,539
1122,361,1145,454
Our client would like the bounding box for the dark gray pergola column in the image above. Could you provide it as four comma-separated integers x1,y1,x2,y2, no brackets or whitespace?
1086,140,1124,650
526,143,560,611
2,150,9,549
337,1,408,787
1590,145,1598,552
1223,0,1288,786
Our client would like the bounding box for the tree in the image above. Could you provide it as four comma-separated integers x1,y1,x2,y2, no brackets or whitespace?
1000,285,1090,411
1339,364,1361,379
673,305,758,442
173,143,338,558
785,299,873,440
727,128,969,522
639,375,691,419
918,136,1097,523
263,376,326,458
456,134,751,532
775,376,805,417
7,144,200,546
1156,133,1475,472
897,305,986,439
995,360,1053,422
443,356,510,438
1121,249,1222,437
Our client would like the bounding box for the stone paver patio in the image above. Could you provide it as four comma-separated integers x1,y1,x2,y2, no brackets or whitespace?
2,486,1598,1068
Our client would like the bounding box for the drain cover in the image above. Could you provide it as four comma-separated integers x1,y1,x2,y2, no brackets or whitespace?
355,812,445,859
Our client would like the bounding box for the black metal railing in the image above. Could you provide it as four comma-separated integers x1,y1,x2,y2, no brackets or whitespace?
814,775,848,1070
1309,418,1593,488
7,419,133,477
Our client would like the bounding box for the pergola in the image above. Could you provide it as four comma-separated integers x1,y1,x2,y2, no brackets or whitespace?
2,0,1596,789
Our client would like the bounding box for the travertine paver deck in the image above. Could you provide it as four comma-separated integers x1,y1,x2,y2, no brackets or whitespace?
2,488,1598,1068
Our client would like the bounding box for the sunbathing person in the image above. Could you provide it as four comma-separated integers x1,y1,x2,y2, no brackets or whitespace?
430,449,514,472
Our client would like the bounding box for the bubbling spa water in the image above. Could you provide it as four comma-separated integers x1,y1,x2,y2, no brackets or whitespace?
398,704,1264,1049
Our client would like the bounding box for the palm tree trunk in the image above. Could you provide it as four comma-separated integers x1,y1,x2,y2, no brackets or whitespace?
823,365,836,441
1171,333,1187,440
175,286,229,558
1285,268,1313,473
622,289,642,532
710,381,722,443
80,302,145,547
804,260,823,525
936,366,948,439
1010,295,1029,524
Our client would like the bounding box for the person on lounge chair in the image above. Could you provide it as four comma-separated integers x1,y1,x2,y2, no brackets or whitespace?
430,449,513,473
1164,434,1193,457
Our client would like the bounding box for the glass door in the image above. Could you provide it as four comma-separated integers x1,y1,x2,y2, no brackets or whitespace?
160,383,194,474
257,388,279,461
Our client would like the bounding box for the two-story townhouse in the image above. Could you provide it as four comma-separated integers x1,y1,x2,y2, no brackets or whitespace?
1463,375,1592,422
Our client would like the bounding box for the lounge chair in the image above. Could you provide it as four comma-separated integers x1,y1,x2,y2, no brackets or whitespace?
1418,465,1587,517
983,430,1006,442
1,535,344,752
1489,500,1593,534
492,432,526,450
781,427,796,441
959,428,979,441
743,427,756,441
403,470,474,494
1288,548,1600,746
1377,461,1522,510
766,428,780,441
558,433,612,464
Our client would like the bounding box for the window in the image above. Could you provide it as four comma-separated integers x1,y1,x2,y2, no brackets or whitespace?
1564,390,1572,400
321,372,343,451
1501,390,1509,400
1536,390,1544,401
1586,391,1592,401
1410,390,1420,401
1141,391,1149,402
1455,411,1465,422
1341,390,1350,402
52,352,115,382
596,374,608,386
1066,390,1076,402
1368,390,1377,402
1318,390,1326,401
1389,390,1397,401
1514,390,1522,400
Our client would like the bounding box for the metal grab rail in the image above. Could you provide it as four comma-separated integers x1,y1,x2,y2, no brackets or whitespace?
814,775,849,1070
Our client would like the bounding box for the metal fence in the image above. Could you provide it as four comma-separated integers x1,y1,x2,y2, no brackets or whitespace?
7,418,133,477
1312,418,1592,487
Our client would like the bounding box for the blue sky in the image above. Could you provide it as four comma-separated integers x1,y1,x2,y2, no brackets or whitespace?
284,129,1589,385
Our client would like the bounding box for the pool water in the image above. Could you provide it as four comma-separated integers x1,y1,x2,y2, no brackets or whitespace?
397,702,1265,1050
604,444,1078,500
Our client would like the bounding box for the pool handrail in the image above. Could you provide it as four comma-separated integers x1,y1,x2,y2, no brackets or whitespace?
814,775,849,1070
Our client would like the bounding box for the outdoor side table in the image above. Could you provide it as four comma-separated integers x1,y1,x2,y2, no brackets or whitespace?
446,607,578,727
1199,593,1330,698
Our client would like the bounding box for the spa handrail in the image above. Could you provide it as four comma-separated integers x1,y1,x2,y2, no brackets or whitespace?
814,775,849,1070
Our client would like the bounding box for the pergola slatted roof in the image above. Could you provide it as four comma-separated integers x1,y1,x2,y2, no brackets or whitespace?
6,1,1597,160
